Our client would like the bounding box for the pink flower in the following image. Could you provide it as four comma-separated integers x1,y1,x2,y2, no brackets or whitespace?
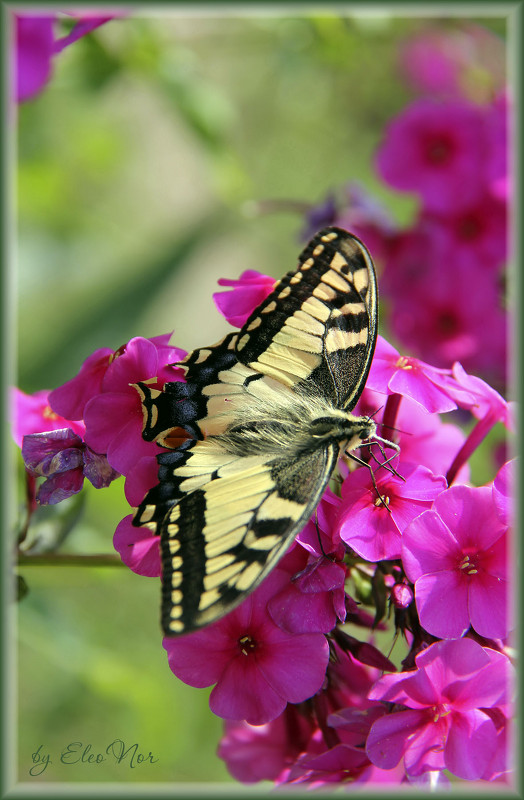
218,705,316,784
164,568,329,725
338,463,446,562
49,334,184,421
10,387,85,447
366,336,459,414
22,428,118,505
398,26,506,103
80,337,185,475
375,99,488,213
213,270,276,328
402,484,509,639
366,638,513,781
398,31,464,97
385,253,506,379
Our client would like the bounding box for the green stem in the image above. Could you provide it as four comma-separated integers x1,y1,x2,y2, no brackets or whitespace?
17,553,124,567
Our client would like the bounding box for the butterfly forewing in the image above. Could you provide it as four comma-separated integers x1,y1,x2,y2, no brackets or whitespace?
234,228,377,409
132,226,379,635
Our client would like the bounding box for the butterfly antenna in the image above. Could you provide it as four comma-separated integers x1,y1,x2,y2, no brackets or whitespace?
345,451,393,513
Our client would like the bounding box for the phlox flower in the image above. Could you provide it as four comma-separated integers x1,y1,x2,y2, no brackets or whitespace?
366,336,460,414
213,270,276,327
385,253,506,379
10,387,85,447
366,638,513,781
375,98,488,213
49,333,184,421
421,193,507,272
402,484,509,639
77,336,185,476
22,428,118,505
338,463,446,562
398,26,505,103
218,705,316,784
164,568,329,725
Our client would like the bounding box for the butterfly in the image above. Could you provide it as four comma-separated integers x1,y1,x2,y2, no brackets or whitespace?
133,226,382,635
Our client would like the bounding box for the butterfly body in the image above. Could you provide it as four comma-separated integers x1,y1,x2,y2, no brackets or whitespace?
133,227,378,635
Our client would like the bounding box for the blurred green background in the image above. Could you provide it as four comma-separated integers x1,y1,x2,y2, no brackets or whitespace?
15,11,506,787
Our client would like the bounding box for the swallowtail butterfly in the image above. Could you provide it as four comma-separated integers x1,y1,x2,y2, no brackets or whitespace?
134,227,381,635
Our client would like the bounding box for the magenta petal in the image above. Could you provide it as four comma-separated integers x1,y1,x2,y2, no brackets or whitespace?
163,628,235,688
269,586,336,634
256,632,329,704
124,456,162,506
102,337,159,392
402,717,447,776
113,515,161,577
388,369,457,414
211,657,286,724
84,392,136,451
105,417,159,476
415,571,470,638
366,709,426,769
435,485,502,550
15,15,55,102
402,510,458,581
469,573,508,639
444,710,497,780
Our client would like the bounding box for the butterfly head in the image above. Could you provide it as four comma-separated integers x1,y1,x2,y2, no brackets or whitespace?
308,412,376,453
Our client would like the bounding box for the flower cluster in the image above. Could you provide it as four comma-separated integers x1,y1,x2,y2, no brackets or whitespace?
14,261,514,787
301,29,509,393
13,23,513,790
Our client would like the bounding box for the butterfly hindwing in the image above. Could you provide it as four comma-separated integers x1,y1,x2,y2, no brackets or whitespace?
160,439,339,634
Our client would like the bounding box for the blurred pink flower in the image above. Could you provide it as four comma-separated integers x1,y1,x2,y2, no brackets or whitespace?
421,194,507,272
10,387,85,447
164,568,329,725
218,706,316,784
375,99,489,213
213,270,276,328
366,638,513,781
13,12,119,103
402,484,509,639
